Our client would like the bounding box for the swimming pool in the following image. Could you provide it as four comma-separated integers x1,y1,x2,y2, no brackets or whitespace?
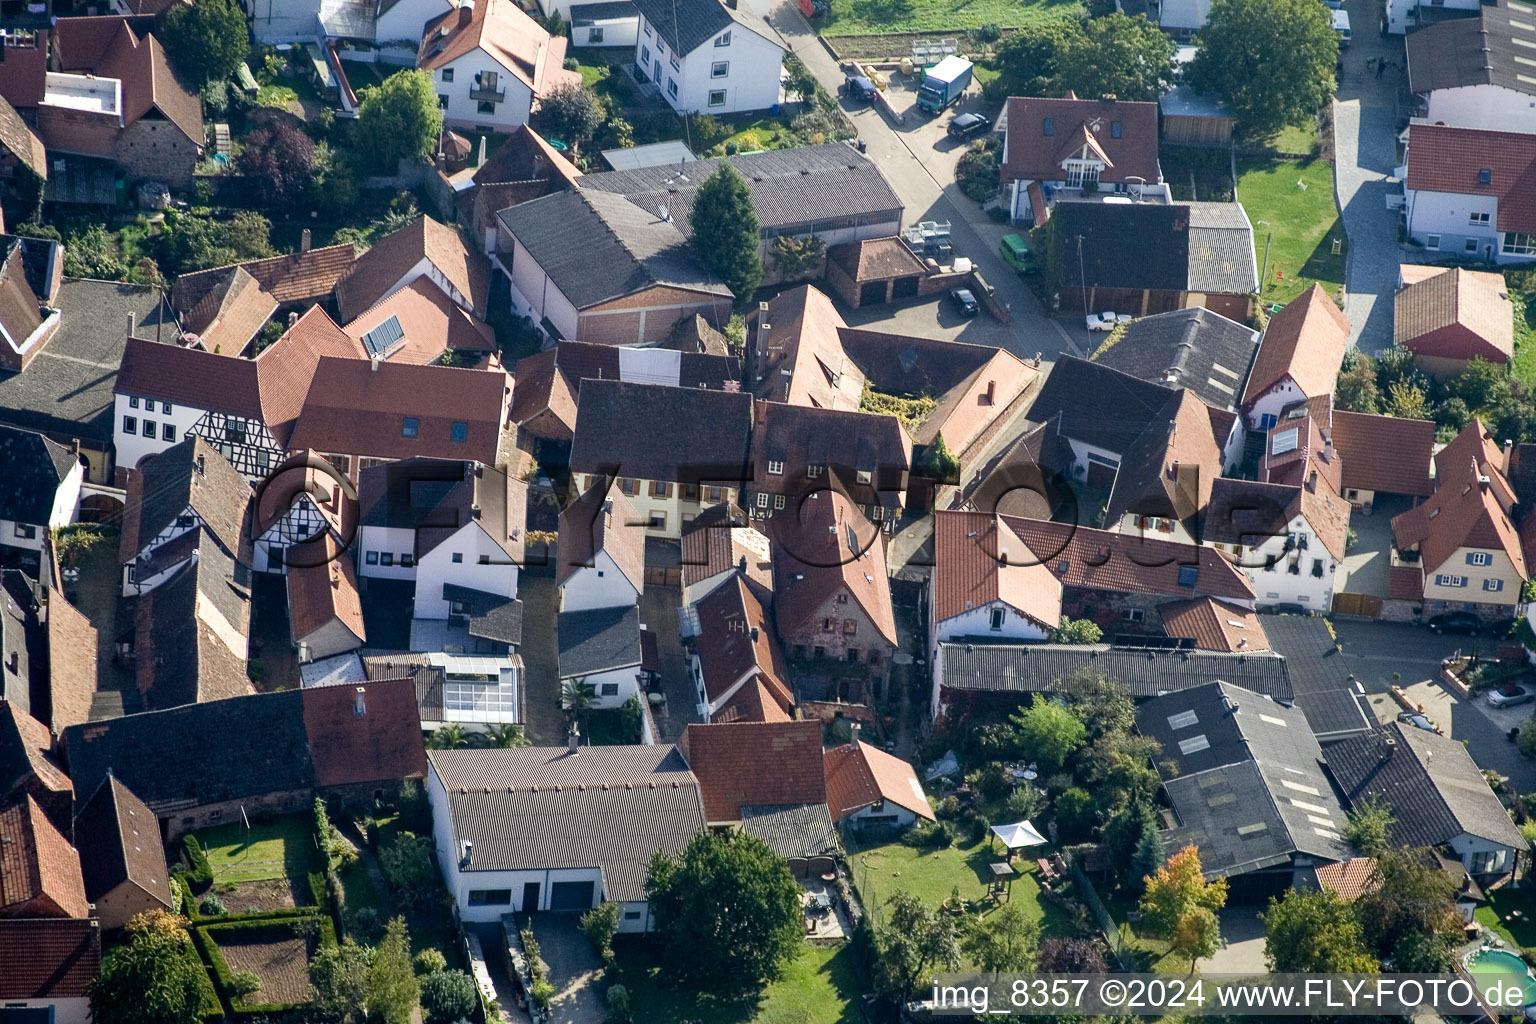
1465,948,1536,1009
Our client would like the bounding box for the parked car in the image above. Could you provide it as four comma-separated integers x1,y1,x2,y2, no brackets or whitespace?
1000,233,1036,275
842,74,876,103
948,112,992,140
1488,616,1518,639
950,287,980,316
1085,312,1127,331
1428,611,1481,635
1488,684,1534,708
1397,711,1436,732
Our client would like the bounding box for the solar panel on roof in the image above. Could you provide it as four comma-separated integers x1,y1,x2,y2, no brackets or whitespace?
362,315,406,359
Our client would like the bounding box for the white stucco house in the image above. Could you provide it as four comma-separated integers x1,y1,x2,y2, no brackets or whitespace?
0,426,82,574
631,0,785,114
356,458,526,654
418,0,581,133
1402,7,1536,133
1401,122,1536,264
927,511,1060,692
1204,476,1347,611
557,481,645,614
427,745,705,928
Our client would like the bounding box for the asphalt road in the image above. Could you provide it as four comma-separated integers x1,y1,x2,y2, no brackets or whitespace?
756,0,1087,363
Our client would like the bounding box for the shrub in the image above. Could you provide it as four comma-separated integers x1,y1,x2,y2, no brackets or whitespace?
606,983,632,1024
903,820,955,850
413,950,447,976
199,895,227,917
182,835,213,891
975,22,1002,41
581,902,621,955
968,813,991,845
227,971,261,1000
350,907,385,943
419,970,478,1024
934,795,962,820
530,979,556,1011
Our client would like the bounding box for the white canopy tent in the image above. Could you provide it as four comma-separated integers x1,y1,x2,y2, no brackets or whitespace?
990,820,1048,852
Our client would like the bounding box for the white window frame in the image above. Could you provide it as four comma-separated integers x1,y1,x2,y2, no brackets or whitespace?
1426,234,1441,250
711,61,729,78
768,460,784,475
708,89,726,107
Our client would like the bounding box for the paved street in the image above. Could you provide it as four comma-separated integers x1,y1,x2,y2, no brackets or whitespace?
638,584,700,742
757,0,1085,363
1333,0,1414,353
1332,620,1536,791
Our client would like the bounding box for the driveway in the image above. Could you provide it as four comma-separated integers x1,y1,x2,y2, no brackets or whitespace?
637,583,699,741
757,0,1081,365
1198,909,1266,974
518,574,565,746
1337,493,1409,598
1334,0,1414,353
528,916,605,1024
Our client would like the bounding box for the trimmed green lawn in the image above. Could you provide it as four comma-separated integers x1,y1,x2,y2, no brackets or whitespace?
1237,157,1346,307
1476,889,1536,950
195,815,316,884
845,836,1074,945
819,0,1081,34
616,938,863,1024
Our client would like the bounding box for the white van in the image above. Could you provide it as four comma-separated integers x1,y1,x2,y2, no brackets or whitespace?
1332,9,1352,46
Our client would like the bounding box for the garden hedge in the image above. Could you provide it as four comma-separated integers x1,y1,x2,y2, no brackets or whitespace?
196,920,322,1018
182,835,213,891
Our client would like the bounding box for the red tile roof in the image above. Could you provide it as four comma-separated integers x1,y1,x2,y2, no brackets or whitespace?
287,539,365,650
1243,285,1350,405
509,348,578,441
334,215,492,321
73,775,171,912
300,677,427,788
0,794,89,919
53,19,203,144
178,266,277,356
557,479,646,591
679,720,825,821
1406,122,1536,234
1001,96,1160,185
0,918,100,998
680,503,773,591
173,244,359,310
1395,266,1513,364
769,488,898,647
1330,410,1435,498
690,575,792,715
115,336,264,419
931,509,1062,628
1392,418,1525,575
825,236,927,282
1314,856,1378,903
751,285,863,411
824,740,933,822
418,0,580,99
45,589,97,733
1002,516,1255,601
255,307,367,445
0,701,73,804
342,277,496,364
1158,597,1270,652
715,678,792,724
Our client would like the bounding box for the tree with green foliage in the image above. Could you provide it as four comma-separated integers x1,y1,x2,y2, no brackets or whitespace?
539,83,604,152
581,901,621,954
962,900,1039,973
1009,700,1087,771
1140,846,1227,972
88,915,205,1024
689,163,762,310
482,722,529,748
427,723,470,749
1354,848,1463,972
770,234,827,281
1446,356,1509,414
419,970,478,1024
1056,13,1176,102
1335,350,1380,413
1132,828,1166,883
1343,795,1394,856
158,210,274,276
367,918,420,1024
63,223,127,280
918,433,961,483
1263,887,1379,973
158,0,248,88
354,70,444,173
645,829,802,993
1050,617,1103,645
378,833,437,911
876,891,963,1002
784,56,819,103
991,22,1077,98
1187,0,1337,136
1104,798,1158,871
1386,380,1431,420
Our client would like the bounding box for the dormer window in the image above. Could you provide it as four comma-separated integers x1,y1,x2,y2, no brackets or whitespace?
1043,117,1054,136
1479,168,1492,185
1110,120,1121,138
402,417,419,439
856,470,872,484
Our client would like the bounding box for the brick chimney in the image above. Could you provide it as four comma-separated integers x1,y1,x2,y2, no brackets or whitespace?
300,228,312,253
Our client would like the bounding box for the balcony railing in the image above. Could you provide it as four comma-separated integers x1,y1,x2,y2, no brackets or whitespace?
469,85,505,103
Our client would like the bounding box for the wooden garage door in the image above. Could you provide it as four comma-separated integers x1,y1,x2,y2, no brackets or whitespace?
550,880,595,912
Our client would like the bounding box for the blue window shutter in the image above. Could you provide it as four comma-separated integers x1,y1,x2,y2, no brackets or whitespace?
1466,552,1476,564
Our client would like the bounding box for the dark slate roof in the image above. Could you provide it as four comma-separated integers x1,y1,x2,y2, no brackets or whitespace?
73,774,172,910
497,189,731,310
428,745,706,901
135,538,253,710
558,604,642,679
0,425,73,525
1091,307,1259,411
63,690,313,813
740,802,839,858
1027,354,1180,455
1161,761,1296,877
443,584,523,646
1258,614,1374,742
0,280,177,443
630,0,780,56
569,0,635,23
938,642,1293,700
569,379,753,484
578,144,902,238
0,573,34,712
1327,722,1529,852
126,436,253,566
1407,5,1536,97
1050,201,1256,295
1138,681,1352,873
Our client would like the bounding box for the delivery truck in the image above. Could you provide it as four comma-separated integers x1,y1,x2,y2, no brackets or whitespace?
915,56,973,115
